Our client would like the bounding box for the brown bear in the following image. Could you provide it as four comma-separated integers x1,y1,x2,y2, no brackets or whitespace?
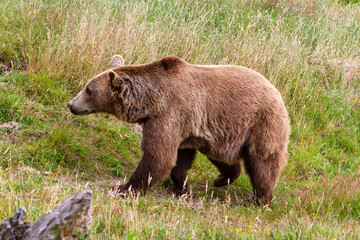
67,55,290,204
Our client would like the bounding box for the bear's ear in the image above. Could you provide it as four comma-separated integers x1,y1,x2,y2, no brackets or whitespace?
109,71,123,90
109,71,132,98
110,55,125,68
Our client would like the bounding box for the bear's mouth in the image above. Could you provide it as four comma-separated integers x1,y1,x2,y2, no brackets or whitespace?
70,109,89,115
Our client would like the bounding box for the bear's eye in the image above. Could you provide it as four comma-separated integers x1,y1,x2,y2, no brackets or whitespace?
86,87,92,94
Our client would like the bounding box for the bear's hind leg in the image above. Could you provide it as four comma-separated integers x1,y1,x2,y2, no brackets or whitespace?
170,149,197,196
209,158,241,187
243,145,287,205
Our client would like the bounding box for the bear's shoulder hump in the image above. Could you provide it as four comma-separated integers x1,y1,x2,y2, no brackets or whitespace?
160,56,187,71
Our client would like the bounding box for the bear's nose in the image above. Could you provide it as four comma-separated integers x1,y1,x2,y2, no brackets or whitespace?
67,103,72,109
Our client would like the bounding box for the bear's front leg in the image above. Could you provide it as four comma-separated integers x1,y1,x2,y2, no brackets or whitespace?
115,150,177,195
114,120,181,196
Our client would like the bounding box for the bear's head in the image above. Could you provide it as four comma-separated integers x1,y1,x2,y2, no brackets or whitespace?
67,55,160,123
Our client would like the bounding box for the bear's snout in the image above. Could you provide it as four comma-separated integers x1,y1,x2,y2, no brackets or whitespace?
67,101,90,115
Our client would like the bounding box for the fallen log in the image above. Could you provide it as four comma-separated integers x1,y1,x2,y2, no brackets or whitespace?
0,190,93,240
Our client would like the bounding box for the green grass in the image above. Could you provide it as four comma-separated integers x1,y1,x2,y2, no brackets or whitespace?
1,0,360,239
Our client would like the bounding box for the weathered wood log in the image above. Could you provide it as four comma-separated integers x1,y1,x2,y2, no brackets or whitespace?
0,190,93,240
0,207,29,240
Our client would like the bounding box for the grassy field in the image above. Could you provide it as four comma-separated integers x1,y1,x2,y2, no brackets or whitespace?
1,0,360,239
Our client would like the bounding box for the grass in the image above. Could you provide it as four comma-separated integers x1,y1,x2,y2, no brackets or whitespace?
1,0,360,239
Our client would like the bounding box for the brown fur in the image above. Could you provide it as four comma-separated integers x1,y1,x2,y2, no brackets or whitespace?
67,56,290,204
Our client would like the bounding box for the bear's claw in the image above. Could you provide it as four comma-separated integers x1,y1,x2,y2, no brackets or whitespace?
169,184,193,198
